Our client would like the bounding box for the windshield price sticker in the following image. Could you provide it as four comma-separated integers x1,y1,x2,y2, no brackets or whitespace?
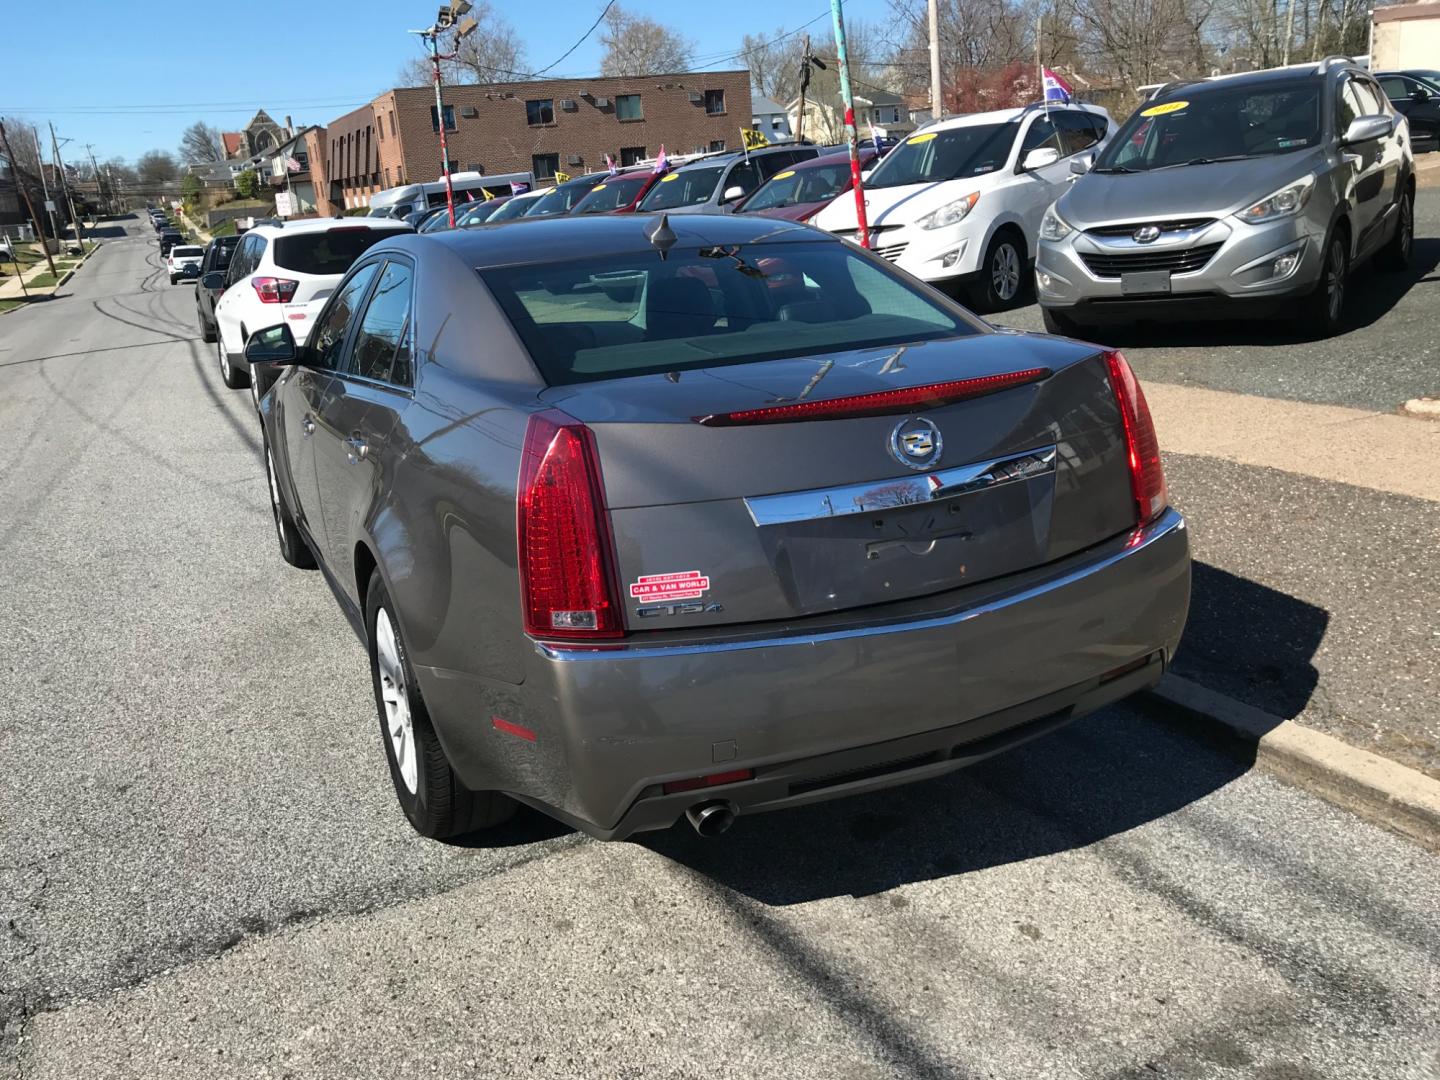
907,132,938,144
660,173,680,182
773,170,796,180
629,571,711,601
1140,100,1189,117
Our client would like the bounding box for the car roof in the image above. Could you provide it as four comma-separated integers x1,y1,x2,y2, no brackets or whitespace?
1153,60,1358,100
671,145,800,172
399,212,819,267
926,102,1109,132
787,148,879,171
247,217,411,239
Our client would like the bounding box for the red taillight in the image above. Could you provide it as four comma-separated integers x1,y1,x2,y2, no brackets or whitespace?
252,276,299,304
516,410,623,639
694,368,1051,426
1104,351,1167,525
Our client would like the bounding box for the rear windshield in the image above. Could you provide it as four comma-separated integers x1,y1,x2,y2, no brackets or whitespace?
572,175,650,213
173,246,203,257
480,242,975,386
868,124,1016,187
638,167,724,211
272,229,395,275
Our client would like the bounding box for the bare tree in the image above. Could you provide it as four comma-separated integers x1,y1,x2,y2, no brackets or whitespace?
0,116,45,183
599,4,694,77
741,28,808,105
1070,0,1213,88
397,1,529,85
136,150,180,186
178,121,225,163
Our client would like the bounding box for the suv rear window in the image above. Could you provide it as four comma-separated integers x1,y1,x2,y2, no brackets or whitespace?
173,246,203,258
480,242,975,386
272,229,395,276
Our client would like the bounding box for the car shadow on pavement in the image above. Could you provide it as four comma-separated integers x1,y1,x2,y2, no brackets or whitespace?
1067,237,1440,349
1169,562,1328,721
644,562,1326,906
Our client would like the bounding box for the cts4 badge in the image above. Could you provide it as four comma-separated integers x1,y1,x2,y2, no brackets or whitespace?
889,416,943,470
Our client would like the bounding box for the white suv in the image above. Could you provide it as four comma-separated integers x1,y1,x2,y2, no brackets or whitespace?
210,218,410,390
811,103,1113,311
167,244,205,284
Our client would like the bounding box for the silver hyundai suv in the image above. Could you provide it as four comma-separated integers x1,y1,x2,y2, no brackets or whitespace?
1036,59,1415,338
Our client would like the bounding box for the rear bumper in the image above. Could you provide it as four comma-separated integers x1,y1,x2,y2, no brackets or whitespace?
420,508,1190,839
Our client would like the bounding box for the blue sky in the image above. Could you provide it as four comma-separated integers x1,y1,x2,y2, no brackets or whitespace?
0,0,894,166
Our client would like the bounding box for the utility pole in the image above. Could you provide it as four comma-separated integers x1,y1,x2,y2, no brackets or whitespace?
411,2,475,227
49,123,86,253
84,143,107,215
797,33,810,144
32,129,59,244
0,120,59,276
928,0,943,122
829,0,871,249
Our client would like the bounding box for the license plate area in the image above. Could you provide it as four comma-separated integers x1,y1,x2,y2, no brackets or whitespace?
1121,270,1171,295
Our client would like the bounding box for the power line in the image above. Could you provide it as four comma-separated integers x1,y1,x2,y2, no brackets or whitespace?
531,0,618,76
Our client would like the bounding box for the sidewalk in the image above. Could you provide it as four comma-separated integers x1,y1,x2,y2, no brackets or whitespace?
1148,383,1440,781
0,239,98,306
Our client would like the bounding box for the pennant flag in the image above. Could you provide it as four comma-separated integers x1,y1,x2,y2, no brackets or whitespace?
481,187,495,200
555,170,572,183
512,180,530,194
867,117,882,153
740,128,769,151
1042,67,1074,104
605,153,619,175
652,145,668,174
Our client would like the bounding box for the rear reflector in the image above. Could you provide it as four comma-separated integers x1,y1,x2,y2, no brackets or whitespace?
516,410,623,639
1104,351,1167,525
693,368,1051,426
663,768,754,794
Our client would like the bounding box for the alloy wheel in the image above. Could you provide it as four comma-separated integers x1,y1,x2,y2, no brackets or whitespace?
1400,196,1413,262
1326,240,1345,324
265,449,286,546
217,335,230,381
992,243,1021,302
375,609,417,795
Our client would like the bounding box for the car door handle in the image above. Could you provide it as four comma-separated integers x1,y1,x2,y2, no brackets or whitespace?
345,435,369,463
301,414,315,436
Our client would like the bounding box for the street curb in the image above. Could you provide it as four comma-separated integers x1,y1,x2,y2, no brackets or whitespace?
1146,674,1440,851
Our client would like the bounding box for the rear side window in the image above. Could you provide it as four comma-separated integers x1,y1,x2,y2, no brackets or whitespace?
1055,111,1102,154
349,261,414,385
480,242,975,386
272,229,394,276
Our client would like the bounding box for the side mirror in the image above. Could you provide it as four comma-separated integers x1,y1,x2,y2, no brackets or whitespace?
1069,152,1095,176
1413,87,1432,103
1341,114,1394,146
722,185,746,203
244,324,302,367
201,271,226,292
1021,147,1061,172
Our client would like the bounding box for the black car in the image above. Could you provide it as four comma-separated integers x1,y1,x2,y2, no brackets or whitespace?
194,235,242,343
158,230,184,256
153,216,171,232
520,172,611,218
1376,71,1440,146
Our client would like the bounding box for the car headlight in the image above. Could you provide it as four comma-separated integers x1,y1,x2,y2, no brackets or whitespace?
1040,204,1073,242
916,192,979,230
1235,176,1315,224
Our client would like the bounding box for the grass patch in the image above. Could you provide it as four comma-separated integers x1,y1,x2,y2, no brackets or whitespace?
210,219,237,237
27,273,61,288
0,298,23,313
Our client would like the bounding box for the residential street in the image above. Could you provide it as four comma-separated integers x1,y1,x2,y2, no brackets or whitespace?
1,212,1437,1078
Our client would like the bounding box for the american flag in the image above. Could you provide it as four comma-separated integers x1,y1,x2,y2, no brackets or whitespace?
285,155,303,173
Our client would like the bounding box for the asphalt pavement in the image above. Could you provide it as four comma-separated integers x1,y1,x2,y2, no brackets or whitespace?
1,214,1437,1079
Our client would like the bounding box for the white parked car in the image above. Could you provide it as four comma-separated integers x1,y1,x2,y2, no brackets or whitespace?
811,102,1113,310
167,244,205,284
209,218,411,390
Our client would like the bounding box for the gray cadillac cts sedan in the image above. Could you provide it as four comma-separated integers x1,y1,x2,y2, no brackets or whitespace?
244,214,1190,841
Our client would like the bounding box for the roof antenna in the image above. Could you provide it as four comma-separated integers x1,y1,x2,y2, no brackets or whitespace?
646,213,676,260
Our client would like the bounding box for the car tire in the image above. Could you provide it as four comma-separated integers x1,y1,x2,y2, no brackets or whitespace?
365,571,517,840
264,441,315,570
1298,228,1349,339
1380,188,1414,272
972,230,1027,312
200,317,216,344
218,332,250,390
169,275,178,285
1041,306,1090,338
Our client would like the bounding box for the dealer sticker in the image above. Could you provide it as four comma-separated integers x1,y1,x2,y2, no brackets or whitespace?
629,571,711,601
1140,100,1189,117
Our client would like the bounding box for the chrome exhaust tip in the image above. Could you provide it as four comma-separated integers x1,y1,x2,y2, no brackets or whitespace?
686,799,737,838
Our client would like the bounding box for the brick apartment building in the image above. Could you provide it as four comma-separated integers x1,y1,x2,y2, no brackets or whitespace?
316,69,752,214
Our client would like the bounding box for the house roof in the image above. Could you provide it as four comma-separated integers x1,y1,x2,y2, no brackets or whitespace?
859,88,905,106
221,132,243,156
751,95,786,115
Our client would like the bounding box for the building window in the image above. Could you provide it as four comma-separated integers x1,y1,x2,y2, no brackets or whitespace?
532,153,559,179
389,111,397,138
616,94,643,121
376,115,384,141
527,99,555,125
703,89,726,115
384,167,391,186
709,140,726,151
430,105,456,132
619,146,647,167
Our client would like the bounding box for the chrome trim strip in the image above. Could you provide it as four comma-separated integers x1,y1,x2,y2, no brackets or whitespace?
742,446,1057,527
536,507,1186,662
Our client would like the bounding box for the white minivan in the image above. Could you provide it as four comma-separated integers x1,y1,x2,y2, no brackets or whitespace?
210,218,410,391
811,102,1113,310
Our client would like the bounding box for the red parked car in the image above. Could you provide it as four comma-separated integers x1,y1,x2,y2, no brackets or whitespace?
568,168,665,214
736,148,881,222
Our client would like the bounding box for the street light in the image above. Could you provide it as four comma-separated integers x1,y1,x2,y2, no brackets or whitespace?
409,1,478,227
